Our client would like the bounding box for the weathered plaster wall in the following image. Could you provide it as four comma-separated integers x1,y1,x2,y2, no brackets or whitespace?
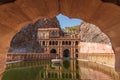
79,42,113,53
1,0,120,76
78,53,115,67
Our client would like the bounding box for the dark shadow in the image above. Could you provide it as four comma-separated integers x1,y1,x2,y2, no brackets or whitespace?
50,49,57,54
0,0,16,4
63,49,70,58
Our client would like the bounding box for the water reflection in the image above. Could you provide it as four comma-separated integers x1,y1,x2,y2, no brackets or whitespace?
2,60,119,80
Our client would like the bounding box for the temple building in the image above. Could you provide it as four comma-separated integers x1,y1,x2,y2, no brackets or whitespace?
37,27,80,59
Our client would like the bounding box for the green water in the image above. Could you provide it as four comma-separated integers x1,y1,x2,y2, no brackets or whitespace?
2,60,80,80
2,60,119,80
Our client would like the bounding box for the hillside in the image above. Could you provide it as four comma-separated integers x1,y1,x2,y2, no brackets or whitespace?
8,17,60,53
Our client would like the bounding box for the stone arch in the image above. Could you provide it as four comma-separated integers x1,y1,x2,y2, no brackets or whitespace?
1,0,120,77
50,49,57,54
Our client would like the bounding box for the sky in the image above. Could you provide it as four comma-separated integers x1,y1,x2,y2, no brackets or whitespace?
56,14,83,28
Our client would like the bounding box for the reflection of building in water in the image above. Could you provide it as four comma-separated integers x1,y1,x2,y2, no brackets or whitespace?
6,60,80,80
37,27,80,59
6,60,118,80
35,60,80,80
39,60,80,80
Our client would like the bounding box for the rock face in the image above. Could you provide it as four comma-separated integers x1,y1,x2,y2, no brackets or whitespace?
80,22,111,45
8,17,60,53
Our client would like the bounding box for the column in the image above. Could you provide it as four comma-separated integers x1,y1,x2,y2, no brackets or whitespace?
45,41,47,53
41,41,43,46
47,41,49,54
59,41,62,58
70,41,73,59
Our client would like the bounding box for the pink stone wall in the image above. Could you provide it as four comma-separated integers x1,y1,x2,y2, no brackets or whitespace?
79,42,114,53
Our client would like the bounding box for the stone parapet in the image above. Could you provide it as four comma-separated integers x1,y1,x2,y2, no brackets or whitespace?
78,53,115,67
7,53,59,62
78,42,113,53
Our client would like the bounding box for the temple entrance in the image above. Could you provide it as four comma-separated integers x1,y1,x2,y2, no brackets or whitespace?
50,49,57,54
63,49,70,58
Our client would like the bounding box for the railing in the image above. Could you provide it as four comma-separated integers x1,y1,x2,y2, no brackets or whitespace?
7,53,59,62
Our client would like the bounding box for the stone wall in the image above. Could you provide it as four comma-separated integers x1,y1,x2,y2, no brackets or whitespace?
78,42,114,67
7,53,59,61
79,42,113,53
78,53,115,67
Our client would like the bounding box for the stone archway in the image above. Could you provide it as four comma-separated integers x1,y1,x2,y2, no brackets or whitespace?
1,0,120,78
50,49,57,54
63,49,70,58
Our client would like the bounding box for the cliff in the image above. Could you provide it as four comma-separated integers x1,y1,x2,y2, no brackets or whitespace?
79,22,111,45
8,17,60,53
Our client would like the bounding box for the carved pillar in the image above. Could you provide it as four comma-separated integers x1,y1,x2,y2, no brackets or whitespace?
73,41,76,59
41,41,43,46
70,41,74,59
58,40,60,55
70,41,72,59
59,41,62,58
73,41,75,59
47,41,49,54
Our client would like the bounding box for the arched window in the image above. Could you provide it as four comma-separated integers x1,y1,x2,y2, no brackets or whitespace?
75,41,78,45
62,41,64,45
43,41,45,45
69,41,71,45
66,41,69,45
56,41,58,45
49,41,51,45
50,49,57,54
63,49,70,57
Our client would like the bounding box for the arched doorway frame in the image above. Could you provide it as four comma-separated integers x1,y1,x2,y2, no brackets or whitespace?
63,49,70,58
1,0,119,77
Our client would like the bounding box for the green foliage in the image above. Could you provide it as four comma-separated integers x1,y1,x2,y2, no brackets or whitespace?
65,26,79,31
